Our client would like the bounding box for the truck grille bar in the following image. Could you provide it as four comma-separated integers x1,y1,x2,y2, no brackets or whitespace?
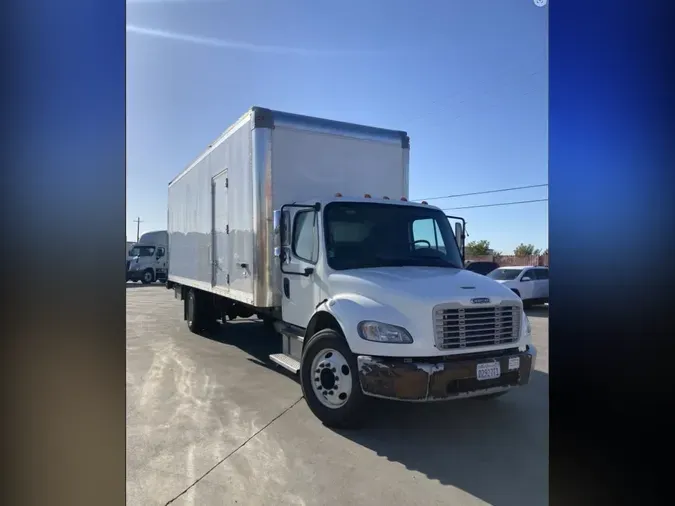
433,302,521,350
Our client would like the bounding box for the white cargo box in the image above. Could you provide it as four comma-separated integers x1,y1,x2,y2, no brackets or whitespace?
168,107,410,308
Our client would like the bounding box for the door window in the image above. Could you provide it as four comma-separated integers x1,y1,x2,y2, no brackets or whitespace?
521,269,536,281
292,211,319,263
535,268,549,280
411,218,446,252
156,247,165,258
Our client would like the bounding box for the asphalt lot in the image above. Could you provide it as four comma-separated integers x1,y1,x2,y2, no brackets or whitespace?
127,284,548,506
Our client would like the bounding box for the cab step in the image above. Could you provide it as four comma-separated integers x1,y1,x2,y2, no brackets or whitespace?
269,353,300,374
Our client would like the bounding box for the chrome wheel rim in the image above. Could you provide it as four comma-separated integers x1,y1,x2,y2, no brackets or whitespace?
310,348,353,409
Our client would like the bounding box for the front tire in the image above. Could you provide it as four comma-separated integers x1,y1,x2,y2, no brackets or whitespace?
300,329,367,429
141,269,154,284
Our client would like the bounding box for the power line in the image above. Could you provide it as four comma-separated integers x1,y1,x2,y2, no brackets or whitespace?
415,183,548,202
442,198,548,211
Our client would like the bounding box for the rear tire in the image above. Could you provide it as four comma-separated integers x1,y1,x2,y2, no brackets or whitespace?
300,329,367,429
186,289,205,333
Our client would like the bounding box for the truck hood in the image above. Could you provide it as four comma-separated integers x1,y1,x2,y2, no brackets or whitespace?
325,266,525,357
327,266,520,306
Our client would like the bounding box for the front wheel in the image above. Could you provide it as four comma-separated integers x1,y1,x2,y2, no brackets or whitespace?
300,329,367,429
141,269,154,284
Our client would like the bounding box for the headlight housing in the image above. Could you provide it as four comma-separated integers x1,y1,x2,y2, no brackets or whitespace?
522,313,532,338
357,321,413,344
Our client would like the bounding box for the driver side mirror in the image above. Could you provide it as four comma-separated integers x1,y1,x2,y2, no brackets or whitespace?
521,276,533,282
273,209,291,247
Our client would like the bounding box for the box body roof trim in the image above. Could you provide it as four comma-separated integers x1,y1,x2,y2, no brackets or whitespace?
168,106,410,188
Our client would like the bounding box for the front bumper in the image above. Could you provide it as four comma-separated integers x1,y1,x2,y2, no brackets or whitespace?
357,346,536,402
126,270,142,281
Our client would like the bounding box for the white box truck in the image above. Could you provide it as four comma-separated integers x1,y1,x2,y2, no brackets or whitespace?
127,230,168,284
167,107,536,428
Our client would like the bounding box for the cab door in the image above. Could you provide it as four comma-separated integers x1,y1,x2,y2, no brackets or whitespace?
278,204,321,329
518,268,537,300
155,246,168,279
536,267,549,299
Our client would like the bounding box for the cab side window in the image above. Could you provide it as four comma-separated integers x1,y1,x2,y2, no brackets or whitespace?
293,211,319,263
156,247,165,258
536,268,549,280
411,218,445,251
521,269,535,281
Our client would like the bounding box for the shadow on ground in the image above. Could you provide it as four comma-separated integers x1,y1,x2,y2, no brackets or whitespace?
525,305,548,318
198,318,549,506
125,282,167,289
334,369,549,505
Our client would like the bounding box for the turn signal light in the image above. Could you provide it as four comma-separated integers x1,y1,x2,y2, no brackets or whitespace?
364,193,372,198
400,197,408,201
335,192,342,197
383,196,390,200
421,200,428,205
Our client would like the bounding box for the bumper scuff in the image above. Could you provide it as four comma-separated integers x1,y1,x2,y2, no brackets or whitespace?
357,347,535,402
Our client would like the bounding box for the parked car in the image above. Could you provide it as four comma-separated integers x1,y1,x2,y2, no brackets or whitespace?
487,266,549,308
465,260,500,276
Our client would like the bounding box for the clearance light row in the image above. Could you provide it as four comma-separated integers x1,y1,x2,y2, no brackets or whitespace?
334,192,428,205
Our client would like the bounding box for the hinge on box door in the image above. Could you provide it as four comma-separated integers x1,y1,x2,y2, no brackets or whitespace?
227,274,230,284
226,225,229,234
225,178,228,188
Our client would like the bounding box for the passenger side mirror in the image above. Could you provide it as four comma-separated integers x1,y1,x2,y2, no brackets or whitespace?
454,222,464,250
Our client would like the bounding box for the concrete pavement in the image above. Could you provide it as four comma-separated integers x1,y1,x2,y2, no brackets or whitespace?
127,285,548,506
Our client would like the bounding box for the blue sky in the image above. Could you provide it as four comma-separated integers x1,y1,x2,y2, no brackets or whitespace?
127,0,548,253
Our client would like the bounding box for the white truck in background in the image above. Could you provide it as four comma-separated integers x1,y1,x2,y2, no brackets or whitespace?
167,107,536,428
127,230,168,284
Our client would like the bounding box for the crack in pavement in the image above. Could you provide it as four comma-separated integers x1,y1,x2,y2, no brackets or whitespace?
164,396,305,505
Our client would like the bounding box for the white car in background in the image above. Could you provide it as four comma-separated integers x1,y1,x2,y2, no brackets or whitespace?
487,266,549,308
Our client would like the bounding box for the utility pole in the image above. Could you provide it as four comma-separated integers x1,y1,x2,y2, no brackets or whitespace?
134,217,143,242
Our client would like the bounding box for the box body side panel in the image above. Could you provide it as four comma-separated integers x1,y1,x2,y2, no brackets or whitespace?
168,117,255,305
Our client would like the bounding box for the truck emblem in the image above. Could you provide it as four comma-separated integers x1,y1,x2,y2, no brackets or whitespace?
470,297,490,304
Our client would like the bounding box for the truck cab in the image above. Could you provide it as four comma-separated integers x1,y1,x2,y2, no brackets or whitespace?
268,194,536,427
126,231,168,284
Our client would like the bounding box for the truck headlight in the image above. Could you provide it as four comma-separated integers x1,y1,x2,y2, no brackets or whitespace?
357,321,413,344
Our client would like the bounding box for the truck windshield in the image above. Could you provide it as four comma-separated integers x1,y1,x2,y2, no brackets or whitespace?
323,202,463,271
129,246,156,257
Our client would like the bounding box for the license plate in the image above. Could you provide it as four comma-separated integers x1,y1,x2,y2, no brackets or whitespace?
476,361,501,381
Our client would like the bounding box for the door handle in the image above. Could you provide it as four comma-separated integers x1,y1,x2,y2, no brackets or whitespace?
237,262,248,269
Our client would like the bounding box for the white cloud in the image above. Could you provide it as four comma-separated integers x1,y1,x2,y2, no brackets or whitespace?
126,25,377,56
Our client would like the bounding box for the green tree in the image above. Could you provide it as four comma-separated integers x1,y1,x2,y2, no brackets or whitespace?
465,239,491,256
514,243,541,257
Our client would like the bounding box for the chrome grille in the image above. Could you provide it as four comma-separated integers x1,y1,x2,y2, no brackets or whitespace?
433,303,521,350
